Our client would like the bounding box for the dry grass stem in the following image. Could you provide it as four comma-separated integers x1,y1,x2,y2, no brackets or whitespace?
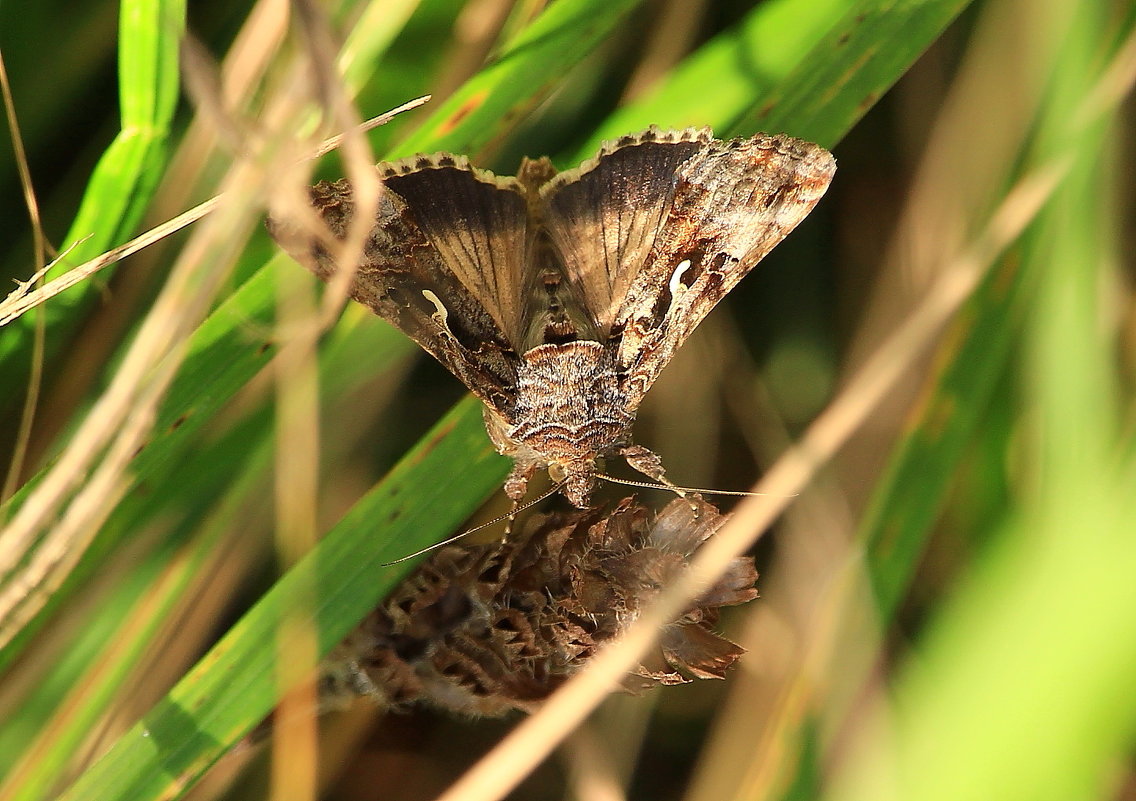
0,98,428,330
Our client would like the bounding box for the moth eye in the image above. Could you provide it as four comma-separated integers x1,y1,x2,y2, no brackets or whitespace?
548,463,568,483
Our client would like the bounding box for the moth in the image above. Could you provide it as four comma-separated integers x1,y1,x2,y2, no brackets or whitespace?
320,496,758,716
267,127,835,508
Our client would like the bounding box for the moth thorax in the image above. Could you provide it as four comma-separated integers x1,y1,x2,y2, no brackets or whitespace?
514,341,629,427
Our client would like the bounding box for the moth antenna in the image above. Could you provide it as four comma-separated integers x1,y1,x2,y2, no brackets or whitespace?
380,482,565,566
595,474,791,498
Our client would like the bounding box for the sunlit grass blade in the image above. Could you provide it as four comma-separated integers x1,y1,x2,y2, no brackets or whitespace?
577,0,974,153
580,0,851,146
392,0,644,157
737,0,973,144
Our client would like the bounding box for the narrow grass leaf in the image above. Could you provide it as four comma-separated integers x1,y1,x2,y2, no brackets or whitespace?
0,0,184,384
56,399,506,801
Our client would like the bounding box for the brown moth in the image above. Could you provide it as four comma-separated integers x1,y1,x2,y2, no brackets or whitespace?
319,496,758,716
267,127,835,507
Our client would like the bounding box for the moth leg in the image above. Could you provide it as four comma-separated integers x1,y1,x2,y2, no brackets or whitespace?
619,444,676,489
504,461,537,502
502,461,538,537
618,445,700,513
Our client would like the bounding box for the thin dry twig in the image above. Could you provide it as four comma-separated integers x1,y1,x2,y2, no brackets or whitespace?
0,46,51,509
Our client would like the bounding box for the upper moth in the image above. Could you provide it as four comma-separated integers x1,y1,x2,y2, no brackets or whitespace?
267,127,835,508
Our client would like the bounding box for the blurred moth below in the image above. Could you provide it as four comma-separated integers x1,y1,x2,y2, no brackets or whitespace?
319,497,758,716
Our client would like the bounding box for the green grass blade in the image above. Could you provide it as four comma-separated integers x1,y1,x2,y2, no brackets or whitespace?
859,255,1028,617
578,0,973,153
56,398,506,801
0,0,184,385
338,0,434,93
0,533,219,801
738,0,973,145
577,0,853,151
391,0,644,158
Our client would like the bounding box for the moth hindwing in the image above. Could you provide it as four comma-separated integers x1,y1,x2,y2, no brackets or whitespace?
267,127,836,507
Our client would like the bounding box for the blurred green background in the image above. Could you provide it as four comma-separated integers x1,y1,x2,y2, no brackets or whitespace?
0,1,1133,800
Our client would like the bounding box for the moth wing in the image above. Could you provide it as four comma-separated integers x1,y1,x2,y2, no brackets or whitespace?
377,155,533,347
616,134,836,403
539,128,713,336
266,155,531,421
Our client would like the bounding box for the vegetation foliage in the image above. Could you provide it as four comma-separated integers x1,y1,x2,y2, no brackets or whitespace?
0,1,1133,800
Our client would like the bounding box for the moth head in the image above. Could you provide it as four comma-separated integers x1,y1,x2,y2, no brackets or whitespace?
547,459,601,508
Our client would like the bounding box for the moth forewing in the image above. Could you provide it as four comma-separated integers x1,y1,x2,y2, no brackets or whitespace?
538,127,715,334
613,134,837,401
266,160,528,421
